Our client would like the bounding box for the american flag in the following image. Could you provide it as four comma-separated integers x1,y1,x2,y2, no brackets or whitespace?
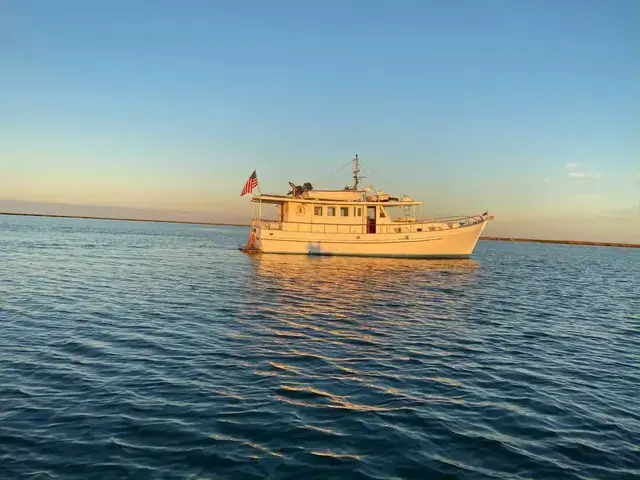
240,170,258,196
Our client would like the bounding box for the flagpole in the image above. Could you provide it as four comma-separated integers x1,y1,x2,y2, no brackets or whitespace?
256,170,262,219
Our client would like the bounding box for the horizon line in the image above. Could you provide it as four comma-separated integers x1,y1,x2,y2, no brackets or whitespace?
2,212,638,249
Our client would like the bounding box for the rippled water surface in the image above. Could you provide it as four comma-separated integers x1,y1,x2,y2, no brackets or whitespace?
1,215,638,479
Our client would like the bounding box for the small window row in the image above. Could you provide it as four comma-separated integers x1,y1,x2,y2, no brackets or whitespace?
313,206,362,217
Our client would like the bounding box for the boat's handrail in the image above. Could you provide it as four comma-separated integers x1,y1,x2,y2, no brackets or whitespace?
255,214,486,234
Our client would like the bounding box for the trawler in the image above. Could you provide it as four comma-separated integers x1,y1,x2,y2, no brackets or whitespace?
240,156,493,258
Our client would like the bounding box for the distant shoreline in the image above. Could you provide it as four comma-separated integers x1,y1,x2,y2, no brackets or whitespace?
0,211,247,227
479,236,639,249
2,211,638,248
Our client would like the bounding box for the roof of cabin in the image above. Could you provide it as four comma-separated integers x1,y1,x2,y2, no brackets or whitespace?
251,193,422,206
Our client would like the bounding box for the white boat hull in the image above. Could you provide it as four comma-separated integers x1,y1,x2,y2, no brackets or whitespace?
252,220,488,258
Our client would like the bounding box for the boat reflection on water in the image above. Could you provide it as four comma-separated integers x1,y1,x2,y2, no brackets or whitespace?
244,254,481,327
252,253,479,286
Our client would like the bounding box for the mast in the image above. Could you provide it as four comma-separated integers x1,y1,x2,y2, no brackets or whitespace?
353,154,360,190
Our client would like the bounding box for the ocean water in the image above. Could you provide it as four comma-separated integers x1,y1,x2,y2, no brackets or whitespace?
0,214,638,480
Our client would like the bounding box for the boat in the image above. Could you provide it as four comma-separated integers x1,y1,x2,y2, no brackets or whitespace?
239,155,493,258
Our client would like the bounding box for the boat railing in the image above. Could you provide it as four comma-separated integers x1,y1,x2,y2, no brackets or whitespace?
255,214,486,234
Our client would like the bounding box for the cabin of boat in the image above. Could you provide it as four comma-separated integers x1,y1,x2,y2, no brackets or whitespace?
241,155,493,258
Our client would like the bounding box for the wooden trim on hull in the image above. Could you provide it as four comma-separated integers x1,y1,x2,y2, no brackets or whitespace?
259,251,472,259
257,236,445,244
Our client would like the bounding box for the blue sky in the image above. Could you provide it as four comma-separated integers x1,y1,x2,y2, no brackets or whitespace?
1,0,638,240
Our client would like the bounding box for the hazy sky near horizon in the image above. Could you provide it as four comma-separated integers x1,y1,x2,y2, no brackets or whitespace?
1,0,638,240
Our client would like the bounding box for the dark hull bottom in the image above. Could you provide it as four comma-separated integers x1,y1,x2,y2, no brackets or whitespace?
238,247,261,254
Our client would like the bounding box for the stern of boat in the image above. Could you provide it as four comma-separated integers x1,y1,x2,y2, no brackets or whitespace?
239,219,262,254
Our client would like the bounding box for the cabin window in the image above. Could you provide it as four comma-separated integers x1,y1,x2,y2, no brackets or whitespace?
314,206,323,216
340,207,349,217
355,208,362,217
379,208,386,218
327,207,336,216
